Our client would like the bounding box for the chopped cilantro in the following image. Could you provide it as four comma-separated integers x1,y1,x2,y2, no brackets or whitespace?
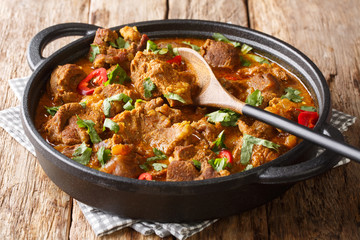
152,163,168,171
281,87,303,103
103,118,119,133
240,134,280,165
79,101,87,108
109,37,130,49
72,142,92,165
146,40,168,55
97,146,112,166
163,92,186,104
192,160,201,170
44,106,60,116
89,44,100,62
103,93,133,117
104,64,130,86
245,89,263,107
300,106,317,112
167,44,179,56
123,100,135,111
76,116,101,144
240,56,251,67
143,77,156,98
206,109,240,126
247,54,270,65
212,33,241,47
211,130,227,154
243,164,254,171
208,158,230,172
182,41,200,52
241,43,253,54
147,148,167,161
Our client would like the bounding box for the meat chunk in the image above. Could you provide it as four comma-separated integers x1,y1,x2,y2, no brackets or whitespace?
93,28,119,53
112,98,174,143
130,51,197,106
173,145,196,161
247,73,282,106
201,39,240,69
49,64,86,103
166,160,200,181
44,103,86,144
93,48,128,70
100,152,144,178
120,26,141,43
44,103,104,145
148,121,194,155
92,27,148,70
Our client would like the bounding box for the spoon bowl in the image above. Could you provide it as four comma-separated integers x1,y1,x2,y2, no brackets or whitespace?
177,47,360,163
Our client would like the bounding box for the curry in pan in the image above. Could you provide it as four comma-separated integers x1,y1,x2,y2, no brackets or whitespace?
35,26,318,181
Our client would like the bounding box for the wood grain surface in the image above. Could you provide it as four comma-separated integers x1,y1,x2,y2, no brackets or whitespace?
0,0,359,239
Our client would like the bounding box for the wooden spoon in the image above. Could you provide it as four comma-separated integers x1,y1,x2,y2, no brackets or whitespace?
177,47,360,162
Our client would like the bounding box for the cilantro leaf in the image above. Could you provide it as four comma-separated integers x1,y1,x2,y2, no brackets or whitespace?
163,92,186,104
72,142,92,165
240,134,280,165
182,41,200,52
300,106,316,112
103,118,119,133
281,87,303,103
147,148,167,161
103,93,133,117
79,101,87,108
211,130,227,154
208,158,230,172
143,77,156,98
245,89,263,107
110,37,130,49
206,109,240,126
241,43,253,54
146,40,169,55
44,106,60,116
212,33,241,47
97,146,112,166
247,54,270,65
192,160,201,170
89,44,100,62
123,100,135,111
76,116,101,144
104,64,130,86
152,163,168,171
240,56,251,67
243,164,254,171
167,44,179,56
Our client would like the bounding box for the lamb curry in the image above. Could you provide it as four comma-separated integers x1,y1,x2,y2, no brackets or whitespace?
35,26,318,181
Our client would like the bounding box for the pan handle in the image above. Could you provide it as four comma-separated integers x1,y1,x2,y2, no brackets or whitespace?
27,23,100,71
258,123,346,184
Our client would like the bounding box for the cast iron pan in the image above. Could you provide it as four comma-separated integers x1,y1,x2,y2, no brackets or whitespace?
21,20,343,222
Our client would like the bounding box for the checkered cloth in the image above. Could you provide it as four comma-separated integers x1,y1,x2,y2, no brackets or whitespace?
0,77,356,239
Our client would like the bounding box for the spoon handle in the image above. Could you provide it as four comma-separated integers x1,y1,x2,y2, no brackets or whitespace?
242,104,360,162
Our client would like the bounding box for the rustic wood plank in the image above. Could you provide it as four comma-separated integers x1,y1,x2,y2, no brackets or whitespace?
88,0,167,28
249,0,360,239
0,0,89,239
168,0,248,27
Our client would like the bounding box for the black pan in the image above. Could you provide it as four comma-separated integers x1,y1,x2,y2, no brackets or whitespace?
21,20,343,222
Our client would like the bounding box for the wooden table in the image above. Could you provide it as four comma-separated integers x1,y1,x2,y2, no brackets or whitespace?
1,0,359,239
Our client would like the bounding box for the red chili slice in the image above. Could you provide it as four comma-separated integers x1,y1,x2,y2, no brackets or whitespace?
77,68,108,95
166,55,182,65
218,149,233,164
138,172,152,181
297,109,319,129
